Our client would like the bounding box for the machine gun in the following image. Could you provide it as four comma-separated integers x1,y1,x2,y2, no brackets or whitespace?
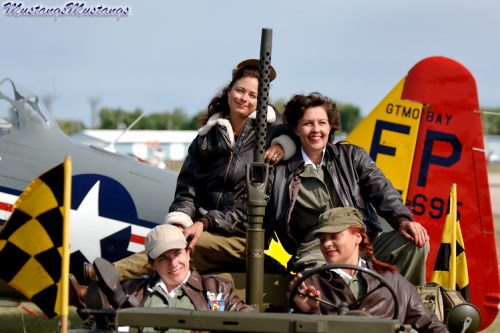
245,27,273,311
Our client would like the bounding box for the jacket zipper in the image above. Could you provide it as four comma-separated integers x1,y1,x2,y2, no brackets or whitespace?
215,150,234,210
215,125,237,210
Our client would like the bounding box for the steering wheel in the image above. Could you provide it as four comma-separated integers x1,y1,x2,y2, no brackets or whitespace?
288,264,400,319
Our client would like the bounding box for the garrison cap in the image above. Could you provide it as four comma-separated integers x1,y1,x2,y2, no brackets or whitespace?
313,207,364,236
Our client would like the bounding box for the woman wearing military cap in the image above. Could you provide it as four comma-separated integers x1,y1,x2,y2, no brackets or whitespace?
290,207,447,333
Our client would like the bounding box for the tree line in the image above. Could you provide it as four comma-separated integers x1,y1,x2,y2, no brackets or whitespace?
482,108,500,135
57,104,500,137
57,98,364,135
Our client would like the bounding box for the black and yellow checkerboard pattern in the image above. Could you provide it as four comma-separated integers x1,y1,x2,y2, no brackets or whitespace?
0,163,65,319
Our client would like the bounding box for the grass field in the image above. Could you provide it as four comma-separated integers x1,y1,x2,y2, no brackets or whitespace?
1,168,499,332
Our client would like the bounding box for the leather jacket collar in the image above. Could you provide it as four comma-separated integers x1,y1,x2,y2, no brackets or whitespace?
198,107,277,147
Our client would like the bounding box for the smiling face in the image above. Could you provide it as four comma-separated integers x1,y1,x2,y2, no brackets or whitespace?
151,248,190,292
319,229,361,266
227,76,259,124
293,106,332,162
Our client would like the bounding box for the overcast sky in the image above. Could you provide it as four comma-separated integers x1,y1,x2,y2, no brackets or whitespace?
2,0,499,126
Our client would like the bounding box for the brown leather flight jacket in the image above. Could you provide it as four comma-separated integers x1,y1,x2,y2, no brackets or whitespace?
122,270,254,312
292,261,448,333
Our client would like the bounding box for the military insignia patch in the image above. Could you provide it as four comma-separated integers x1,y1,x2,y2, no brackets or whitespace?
206,291,225,311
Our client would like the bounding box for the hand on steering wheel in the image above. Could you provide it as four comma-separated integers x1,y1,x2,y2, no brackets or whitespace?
288,264,400,319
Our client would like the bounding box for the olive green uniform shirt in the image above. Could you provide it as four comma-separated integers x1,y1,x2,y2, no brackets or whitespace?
291,151,340,271
142,276,195,333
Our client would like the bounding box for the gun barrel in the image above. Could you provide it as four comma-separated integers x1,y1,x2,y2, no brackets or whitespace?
253,28,273,163
246,28,273,311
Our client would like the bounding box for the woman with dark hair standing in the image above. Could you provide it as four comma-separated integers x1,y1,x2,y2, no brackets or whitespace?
113,59,296,279
268,92,429,286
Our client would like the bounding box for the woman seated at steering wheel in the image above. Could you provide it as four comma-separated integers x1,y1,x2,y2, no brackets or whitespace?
290,207,447,333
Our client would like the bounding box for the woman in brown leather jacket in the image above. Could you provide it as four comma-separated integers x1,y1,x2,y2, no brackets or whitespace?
79,225,253,330
123,224,253,313
291,208,447,333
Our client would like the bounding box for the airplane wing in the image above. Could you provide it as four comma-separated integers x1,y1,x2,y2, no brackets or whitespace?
346,56,499,330
0,79,179,285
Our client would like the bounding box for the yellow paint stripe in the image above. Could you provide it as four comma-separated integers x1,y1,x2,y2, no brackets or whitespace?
346,77,423,201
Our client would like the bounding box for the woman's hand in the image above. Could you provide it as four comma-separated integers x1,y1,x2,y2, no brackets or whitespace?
183,221,204,249
291,273,321,313
399,220,429,247
264,144,285,165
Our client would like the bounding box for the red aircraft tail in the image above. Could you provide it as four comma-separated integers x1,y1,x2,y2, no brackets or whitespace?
347,56,499,330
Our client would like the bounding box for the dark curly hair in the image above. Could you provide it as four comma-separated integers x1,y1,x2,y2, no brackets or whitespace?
198,66,260,128
283,92,341,142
